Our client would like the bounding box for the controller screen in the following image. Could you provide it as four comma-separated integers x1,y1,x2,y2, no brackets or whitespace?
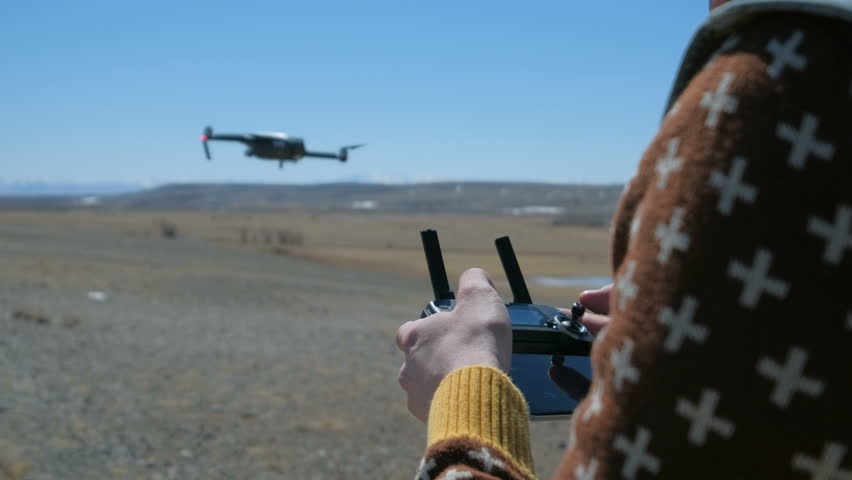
506,304,552,326
510,353,592,417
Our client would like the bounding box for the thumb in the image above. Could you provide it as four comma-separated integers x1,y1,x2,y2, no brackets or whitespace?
455,268,503,307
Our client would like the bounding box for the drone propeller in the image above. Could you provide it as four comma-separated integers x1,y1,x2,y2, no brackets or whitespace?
338,144,365,162
201,126,213,160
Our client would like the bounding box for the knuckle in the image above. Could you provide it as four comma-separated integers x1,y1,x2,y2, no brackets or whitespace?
457,283,496,300
396,322,418,350
463,267,487,277
457,269,501,303
459,267,490,285
397,364,410,389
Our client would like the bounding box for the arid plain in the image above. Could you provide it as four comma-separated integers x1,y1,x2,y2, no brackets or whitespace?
0,207,611,479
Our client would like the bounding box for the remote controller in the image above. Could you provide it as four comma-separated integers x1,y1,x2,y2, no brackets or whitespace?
418,229,594,356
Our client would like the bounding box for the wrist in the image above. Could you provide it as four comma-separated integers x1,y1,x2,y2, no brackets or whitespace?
427,366,535,476
447,351,504,376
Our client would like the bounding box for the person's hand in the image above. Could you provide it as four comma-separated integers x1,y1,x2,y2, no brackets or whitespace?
396,268,512,422
560,283,613,337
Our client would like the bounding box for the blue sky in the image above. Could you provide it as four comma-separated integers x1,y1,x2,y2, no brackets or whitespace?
1,1,708,185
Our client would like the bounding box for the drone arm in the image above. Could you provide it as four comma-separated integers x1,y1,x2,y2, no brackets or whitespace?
303,150,341,159
201,130,252,161
304,144,365,162
208,134,252,142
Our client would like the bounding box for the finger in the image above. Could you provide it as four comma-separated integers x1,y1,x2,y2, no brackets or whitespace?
398,362,410,389
578,283,613,315
579,311,609,336
455,268,502,305
396,321,418,351
557,308,609,336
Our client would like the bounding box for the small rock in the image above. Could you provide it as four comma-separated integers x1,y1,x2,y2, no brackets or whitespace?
87,291,108,302
179,449,193,459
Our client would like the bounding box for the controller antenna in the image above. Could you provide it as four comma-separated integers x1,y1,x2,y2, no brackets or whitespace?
495,236,533,304
420,229,455,300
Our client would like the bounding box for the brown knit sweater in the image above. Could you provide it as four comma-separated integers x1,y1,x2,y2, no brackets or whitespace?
416,11,852,480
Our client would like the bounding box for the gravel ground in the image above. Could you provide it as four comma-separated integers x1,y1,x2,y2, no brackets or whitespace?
0,222,571,479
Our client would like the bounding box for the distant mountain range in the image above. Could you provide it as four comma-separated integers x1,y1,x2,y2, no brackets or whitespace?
0,181,150,196
0,182,625,225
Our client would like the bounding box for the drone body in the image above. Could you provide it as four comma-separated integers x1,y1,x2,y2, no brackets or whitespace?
201,126,364,168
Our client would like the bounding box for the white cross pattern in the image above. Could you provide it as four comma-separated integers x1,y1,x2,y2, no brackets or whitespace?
666,102,681,119
658,296,708,352
576,458,599,480
701,72,738,128
808,205,852,265
777,113,835,169
611,338,640,392
675,389,735,446
655,207,690,263
416,458,436,480
616,260,638,311
629,205,642,244
614,427,661,479
568,422,578,450
728,248,790,309
656,138,684,189
709,156,758,215
707,34,741,67
596,326,609,343
582,383,604,422
622,177,634,196
757,346,824,409
467,447,504,473
439,469,473,480
766,30,807,78
792,442,852,480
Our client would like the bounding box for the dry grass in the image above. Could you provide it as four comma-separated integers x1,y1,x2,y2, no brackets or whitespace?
0,210,610,305
12,306,49,325
61,313,82,328
0,211,611,301
0,209,607,478
10,307,83,328
0,441,31,480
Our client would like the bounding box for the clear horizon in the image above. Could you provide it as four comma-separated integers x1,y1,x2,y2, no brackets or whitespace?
0,177,630,197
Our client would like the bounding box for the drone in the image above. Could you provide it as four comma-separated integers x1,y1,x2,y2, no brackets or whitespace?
201,126,364,168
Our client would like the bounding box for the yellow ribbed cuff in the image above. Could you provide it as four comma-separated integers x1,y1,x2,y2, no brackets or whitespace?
427,365,534,476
